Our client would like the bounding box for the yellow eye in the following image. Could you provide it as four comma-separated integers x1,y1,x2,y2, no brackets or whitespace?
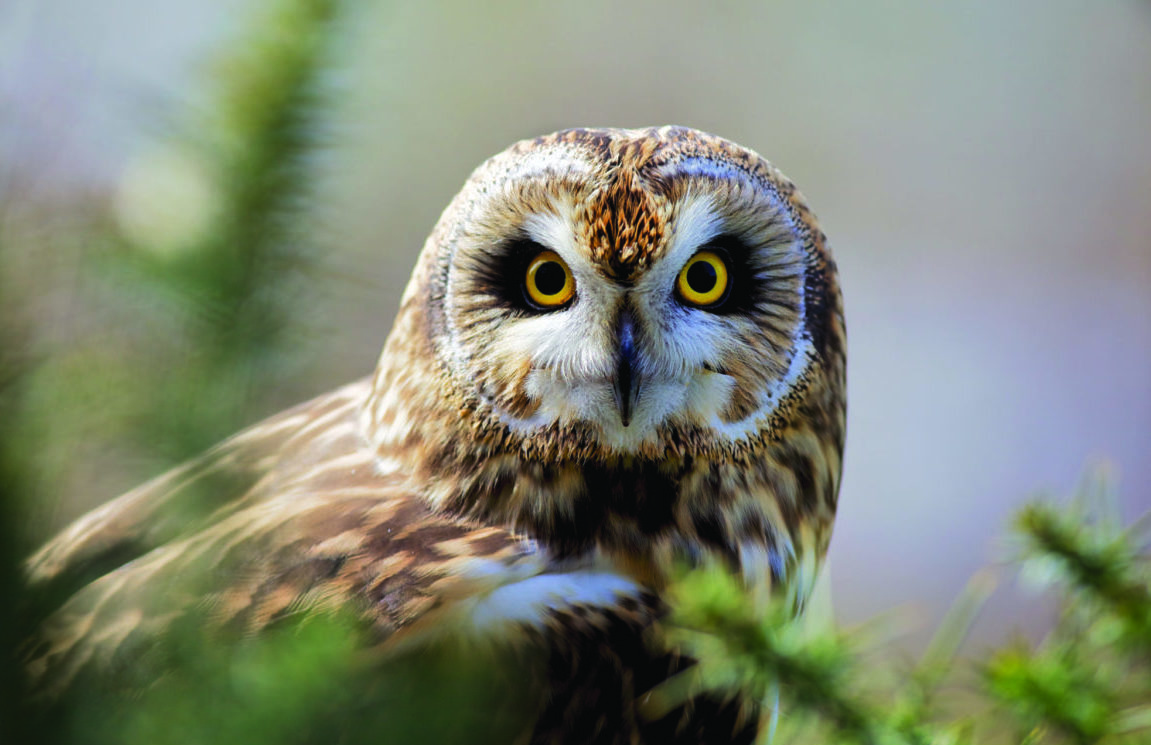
524,250,575,308
676,250,729,307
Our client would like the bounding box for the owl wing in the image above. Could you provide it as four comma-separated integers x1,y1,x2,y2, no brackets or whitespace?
26,380,377,594
24,378,535,695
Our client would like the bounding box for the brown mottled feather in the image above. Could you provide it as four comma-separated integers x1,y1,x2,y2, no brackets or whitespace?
25,380,534,695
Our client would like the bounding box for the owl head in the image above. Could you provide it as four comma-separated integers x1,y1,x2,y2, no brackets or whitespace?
367,127,845,581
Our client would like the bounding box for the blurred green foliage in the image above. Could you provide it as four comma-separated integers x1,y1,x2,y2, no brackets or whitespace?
0,0,342,546
46,609,543,745
1,0,344,740
661,481,1151,745
2,0,1149,743
87,0,340,464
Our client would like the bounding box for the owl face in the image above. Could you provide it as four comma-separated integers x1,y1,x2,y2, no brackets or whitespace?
434,128,827,458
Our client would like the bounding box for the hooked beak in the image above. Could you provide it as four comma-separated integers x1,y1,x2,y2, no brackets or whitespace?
613,311,642,427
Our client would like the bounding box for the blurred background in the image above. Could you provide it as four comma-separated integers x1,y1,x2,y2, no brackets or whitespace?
1,0,1149,655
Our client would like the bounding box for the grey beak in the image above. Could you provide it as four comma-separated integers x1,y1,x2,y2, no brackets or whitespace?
613,311,642,427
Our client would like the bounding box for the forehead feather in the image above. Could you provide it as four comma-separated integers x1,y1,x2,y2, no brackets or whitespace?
465,127,810,282
514,129,710,281
581,167,666,281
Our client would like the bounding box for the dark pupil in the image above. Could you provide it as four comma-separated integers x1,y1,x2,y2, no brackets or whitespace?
686,260,717,294
535,261,566,296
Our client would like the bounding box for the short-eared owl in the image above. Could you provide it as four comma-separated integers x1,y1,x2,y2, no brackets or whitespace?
26,127,846,743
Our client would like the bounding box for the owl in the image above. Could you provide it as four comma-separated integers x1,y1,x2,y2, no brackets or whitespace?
24,126,845,744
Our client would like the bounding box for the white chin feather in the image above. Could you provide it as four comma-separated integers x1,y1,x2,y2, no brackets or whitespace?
501,368,755,452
